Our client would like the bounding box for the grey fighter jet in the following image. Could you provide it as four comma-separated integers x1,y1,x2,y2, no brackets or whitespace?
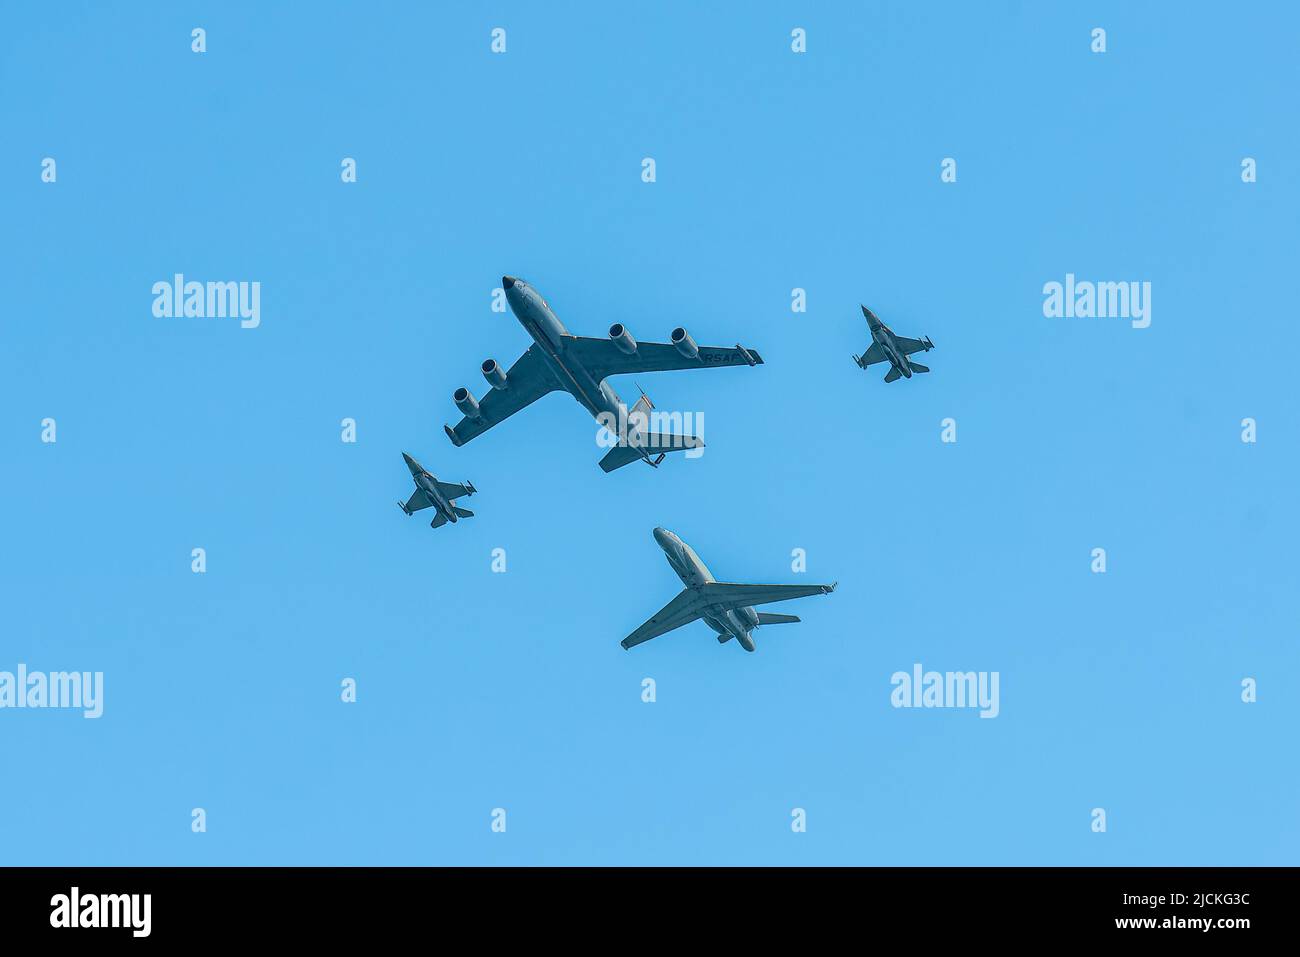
853,305,934,382
444,277,764,472
397,452,477,529
621,528,836,653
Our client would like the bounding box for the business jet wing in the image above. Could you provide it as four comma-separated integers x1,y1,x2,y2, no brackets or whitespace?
620,588,706,650
698,581,836,609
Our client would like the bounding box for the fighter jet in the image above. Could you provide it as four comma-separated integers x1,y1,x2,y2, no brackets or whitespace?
396,452,477,529
621,528,836,653
853,305,934,382
444,276,764,472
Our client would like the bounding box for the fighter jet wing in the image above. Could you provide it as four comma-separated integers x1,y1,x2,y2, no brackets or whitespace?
566,337,762,381
403,490,434,513
698,581,836,609
434,480,473,501
445,345,562,446
621,588,706,649
857,342,887,366
893,335,932,356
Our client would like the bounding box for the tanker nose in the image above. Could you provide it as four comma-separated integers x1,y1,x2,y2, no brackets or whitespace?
502,276,516,289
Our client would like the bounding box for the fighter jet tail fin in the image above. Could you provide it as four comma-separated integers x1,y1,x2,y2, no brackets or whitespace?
598,433,704,473
452,506,474,519
756,612,801,625
909,362,930,374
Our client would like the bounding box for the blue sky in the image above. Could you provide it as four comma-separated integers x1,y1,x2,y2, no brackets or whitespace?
1,1,1296,865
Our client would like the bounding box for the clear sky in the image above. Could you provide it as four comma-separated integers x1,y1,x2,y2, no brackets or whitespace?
2,1,1296,865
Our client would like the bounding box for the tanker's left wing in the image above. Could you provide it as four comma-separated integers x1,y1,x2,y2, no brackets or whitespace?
444,345,562,446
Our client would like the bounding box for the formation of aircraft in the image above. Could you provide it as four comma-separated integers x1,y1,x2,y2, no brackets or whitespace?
621,528,836,653
853,305,935,382
395,277,937,652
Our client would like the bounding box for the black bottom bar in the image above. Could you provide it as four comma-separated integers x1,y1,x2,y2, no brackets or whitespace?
0,867,1279,942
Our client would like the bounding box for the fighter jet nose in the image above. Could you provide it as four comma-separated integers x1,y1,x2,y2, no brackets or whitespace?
502,276,516,289
402,452,414,464
653,527,671,546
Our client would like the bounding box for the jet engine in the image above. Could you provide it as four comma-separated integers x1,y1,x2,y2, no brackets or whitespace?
453,387,482,419
481,358,508,390
671,326,698,359
609,323,637,355
737,606,760,630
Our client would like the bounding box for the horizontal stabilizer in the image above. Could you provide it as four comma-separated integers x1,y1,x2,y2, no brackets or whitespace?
599,433,704,473
756,612,800,625
452,506,474,518
884,366,902,383
909,362,930,374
